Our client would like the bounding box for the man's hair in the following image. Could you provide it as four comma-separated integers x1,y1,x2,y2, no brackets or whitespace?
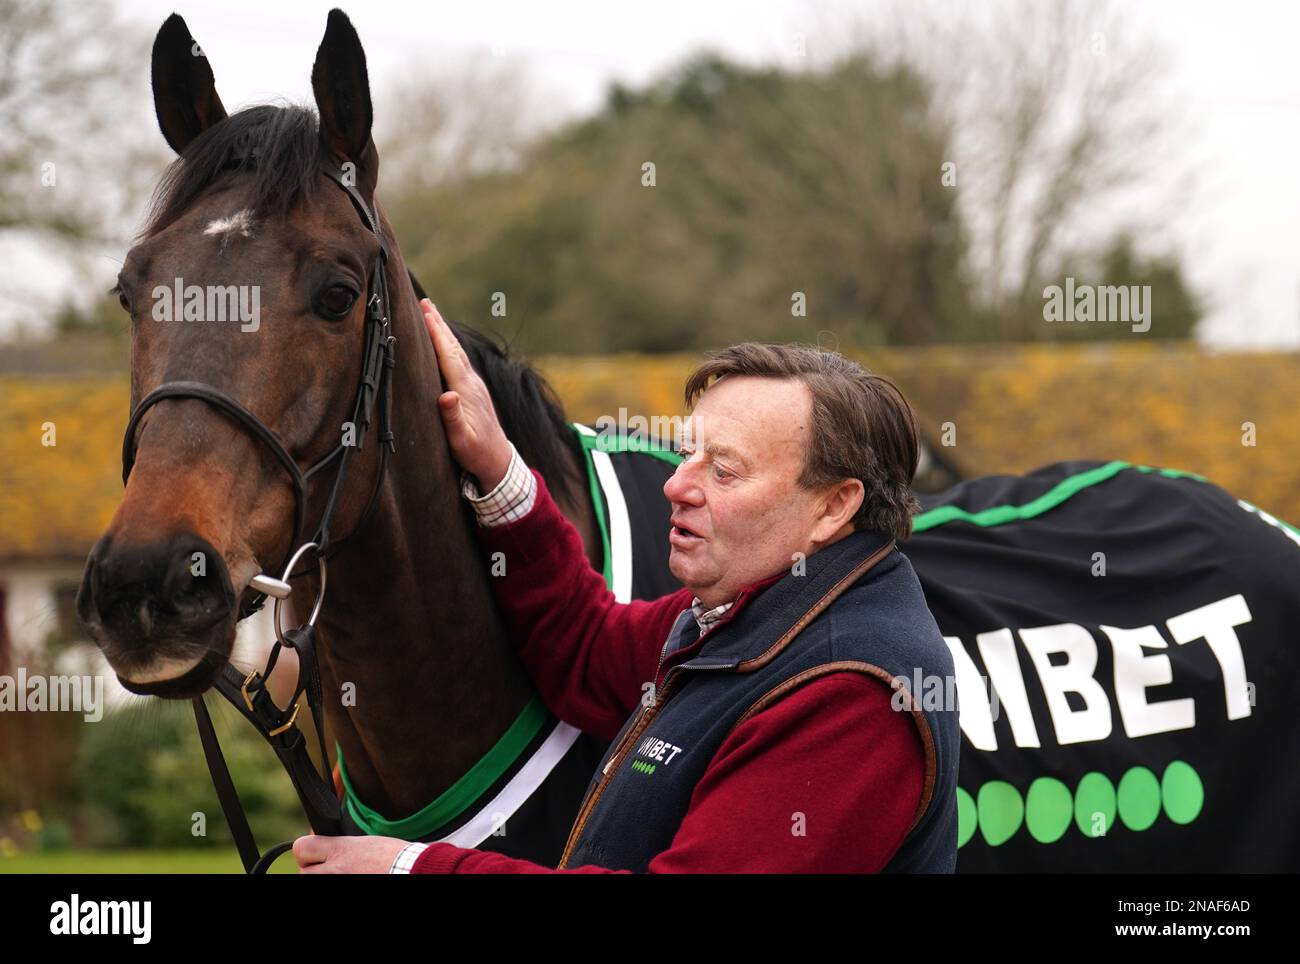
682,343,922,541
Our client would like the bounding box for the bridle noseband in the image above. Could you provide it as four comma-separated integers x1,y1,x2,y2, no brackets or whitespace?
120,157,396,622
117,155,399,872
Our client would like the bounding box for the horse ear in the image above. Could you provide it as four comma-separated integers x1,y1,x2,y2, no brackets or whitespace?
311,9,377,192
151,14,228,155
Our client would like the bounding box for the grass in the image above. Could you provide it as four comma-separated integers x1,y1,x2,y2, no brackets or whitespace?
0,849,298,874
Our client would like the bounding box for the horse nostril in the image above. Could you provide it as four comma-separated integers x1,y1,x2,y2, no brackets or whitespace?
76,540,105,631
168,551,232,622
156,540,235,624
82,533,236,641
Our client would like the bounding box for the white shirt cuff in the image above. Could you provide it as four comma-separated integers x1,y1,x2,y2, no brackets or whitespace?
460,442,538,527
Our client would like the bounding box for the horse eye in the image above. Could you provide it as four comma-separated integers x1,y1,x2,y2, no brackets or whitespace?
316,284,358,319
110,283,131,314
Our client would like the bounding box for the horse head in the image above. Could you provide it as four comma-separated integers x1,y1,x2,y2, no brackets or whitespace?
77,9,412,699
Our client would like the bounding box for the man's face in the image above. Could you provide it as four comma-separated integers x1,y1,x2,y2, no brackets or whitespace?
663,375,847,607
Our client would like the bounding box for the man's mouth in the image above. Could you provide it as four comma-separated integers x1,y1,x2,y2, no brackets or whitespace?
670,518,705,546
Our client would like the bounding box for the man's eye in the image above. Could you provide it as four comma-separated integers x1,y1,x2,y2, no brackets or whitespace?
316,284,358,319
713,465,732,481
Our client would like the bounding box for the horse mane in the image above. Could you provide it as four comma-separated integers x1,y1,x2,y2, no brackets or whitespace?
140,104,324,241
446,320,584,511
140,102,585,509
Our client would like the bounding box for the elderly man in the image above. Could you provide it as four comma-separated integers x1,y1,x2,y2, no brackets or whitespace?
294,299,958,873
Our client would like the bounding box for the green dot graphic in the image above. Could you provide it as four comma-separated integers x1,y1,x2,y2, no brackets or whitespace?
1117,767,1161,831
1025,777,1073,843
956,787,977,848
1161,760,1204,825
1074,771,1116,838
977,781,1024,847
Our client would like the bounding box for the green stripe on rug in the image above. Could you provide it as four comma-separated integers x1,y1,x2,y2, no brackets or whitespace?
337,693,551,840
912,460,1207,533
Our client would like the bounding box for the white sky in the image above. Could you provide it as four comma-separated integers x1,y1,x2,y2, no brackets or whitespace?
6,0,1299,347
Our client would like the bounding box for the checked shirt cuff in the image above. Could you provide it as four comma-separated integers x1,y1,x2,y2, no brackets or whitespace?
390,842,431,874
460,442,538,527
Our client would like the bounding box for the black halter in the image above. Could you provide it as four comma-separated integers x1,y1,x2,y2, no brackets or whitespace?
120,157,397,619
118,156,398,872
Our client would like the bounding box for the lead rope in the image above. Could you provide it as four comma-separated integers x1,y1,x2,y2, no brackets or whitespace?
192,695,262,872
194,619,341,873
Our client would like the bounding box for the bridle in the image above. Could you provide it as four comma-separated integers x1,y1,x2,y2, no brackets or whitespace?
118,155,398,873
121,156,396,617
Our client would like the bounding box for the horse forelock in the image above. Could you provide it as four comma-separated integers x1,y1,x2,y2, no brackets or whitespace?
140,104,325,242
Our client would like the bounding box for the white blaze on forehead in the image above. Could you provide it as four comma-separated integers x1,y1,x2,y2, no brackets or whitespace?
203,209,256,239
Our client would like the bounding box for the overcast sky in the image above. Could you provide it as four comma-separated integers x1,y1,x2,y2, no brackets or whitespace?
7,0,1299,347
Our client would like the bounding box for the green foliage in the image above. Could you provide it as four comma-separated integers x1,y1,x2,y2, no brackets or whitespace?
73,699,306,850
391,52,977,353
0,639,86,826
34,294,132,370
1093,235,1201,339
53,294,131,341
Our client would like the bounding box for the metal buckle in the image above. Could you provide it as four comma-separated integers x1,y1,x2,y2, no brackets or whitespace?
241,670,261,714
268,700,302,737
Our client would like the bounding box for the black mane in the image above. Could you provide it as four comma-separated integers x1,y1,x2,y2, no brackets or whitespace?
141,104,324,240
142,103,584,509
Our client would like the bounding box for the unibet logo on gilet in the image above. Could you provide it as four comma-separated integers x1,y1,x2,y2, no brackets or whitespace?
632,734,684,776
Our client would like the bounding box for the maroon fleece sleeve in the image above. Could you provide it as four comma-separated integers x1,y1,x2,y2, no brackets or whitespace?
409,671,926,873
475,469,695,741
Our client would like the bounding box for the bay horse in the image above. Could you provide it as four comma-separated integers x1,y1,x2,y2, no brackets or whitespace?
78,10,1300,873
76,9,675,866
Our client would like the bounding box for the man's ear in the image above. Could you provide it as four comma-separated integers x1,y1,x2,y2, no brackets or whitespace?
811,478,864,543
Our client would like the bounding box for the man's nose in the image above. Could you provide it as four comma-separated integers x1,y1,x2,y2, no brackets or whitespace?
664,459,704,505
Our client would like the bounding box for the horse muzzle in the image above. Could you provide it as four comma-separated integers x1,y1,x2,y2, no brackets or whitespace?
77,530,238,697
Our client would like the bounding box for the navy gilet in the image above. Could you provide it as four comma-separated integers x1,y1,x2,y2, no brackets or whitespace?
558,528,960,872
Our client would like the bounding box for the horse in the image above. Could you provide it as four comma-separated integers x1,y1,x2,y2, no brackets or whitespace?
78,10,1300,873
76,9,678,867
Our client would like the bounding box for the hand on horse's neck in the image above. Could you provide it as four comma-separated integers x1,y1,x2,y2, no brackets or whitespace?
311,290,542,820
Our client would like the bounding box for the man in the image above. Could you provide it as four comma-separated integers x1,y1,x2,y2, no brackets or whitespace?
294,299,959,873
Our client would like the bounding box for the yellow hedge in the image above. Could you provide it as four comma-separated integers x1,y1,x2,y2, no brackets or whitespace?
3,341,1297,562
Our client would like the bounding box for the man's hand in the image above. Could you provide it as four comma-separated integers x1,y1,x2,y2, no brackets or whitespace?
420,298,513,491
293,834,409,874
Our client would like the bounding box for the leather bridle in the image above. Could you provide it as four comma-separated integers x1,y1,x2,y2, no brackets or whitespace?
121,156,397,618
118,155,399,873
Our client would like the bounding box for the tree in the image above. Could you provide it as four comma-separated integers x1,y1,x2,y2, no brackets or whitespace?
390,52,975,353
373,55,554,195
832,0,1200,339
0,0,165,338
1043,233,1201,341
